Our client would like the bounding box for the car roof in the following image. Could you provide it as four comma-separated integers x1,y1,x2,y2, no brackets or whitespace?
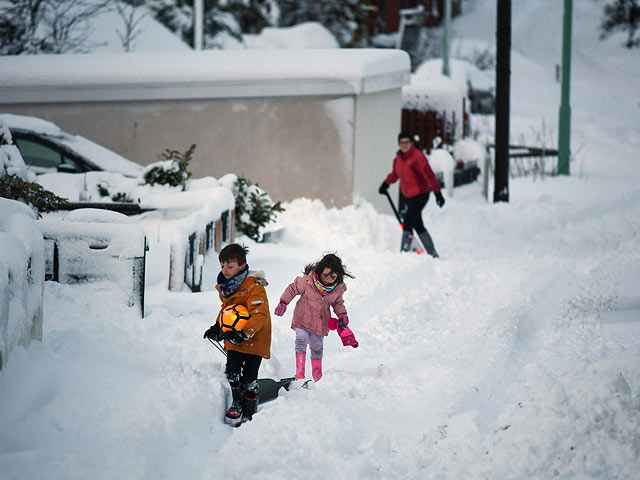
0,113,144,177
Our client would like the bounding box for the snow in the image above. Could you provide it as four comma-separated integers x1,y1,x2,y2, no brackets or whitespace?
244,22,339,49
403,75,464,114
0,198,44,368
0,49,410,101
1,0,640,478
414,57,495,92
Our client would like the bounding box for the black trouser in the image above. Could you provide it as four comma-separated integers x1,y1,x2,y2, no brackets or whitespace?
225,350,262,395
402,192,429,234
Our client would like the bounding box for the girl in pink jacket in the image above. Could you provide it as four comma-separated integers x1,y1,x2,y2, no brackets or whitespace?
274,253,353,382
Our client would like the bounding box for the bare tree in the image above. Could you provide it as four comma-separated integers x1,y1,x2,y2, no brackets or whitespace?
115,0,146,52
0,0,110,54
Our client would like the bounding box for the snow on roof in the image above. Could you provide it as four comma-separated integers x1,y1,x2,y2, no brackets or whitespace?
0,49,410,103
413,58,494,92
403,75,464,114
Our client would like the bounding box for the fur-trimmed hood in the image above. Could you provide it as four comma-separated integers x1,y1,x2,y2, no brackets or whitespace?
248,270,268,287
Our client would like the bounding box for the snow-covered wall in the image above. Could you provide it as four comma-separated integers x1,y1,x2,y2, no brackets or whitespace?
0,198,44,370
0,49,411,209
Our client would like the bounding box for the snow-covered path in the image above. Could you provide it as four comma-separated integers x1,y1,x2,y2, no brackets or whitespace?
2,0,640,478
2,176,640,479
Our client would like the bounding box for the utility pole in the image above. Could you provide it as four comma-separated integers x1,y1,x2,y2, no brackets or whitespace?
193,0,203,50
442,0,452,77
494,0,511,203
557,0,573,175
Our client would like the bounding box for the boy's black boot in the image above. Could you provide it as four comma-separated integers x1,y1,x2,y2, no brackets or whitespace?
226,386,244,419
242,394,258,421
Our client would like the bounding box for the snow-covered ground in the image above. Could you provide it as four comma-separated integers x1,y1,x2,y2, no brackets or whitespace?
1,0,640,478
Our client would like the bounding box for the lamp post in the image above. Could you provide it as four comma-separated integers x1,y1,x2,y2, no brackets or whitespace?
442,0,452,77
193,0,203,50
494,0,511,202
557,0,573,175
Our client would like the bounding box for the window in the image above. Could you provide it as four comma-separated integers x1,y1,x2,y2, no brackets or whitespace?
14,137,63,169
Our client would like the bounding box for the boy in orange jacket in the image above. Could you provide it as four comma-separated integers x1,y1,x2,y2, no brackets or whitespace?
204,243,271,422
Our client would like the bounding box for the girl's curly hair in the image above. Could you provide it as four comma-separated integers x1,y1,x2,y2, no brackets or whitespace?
304,253,354,285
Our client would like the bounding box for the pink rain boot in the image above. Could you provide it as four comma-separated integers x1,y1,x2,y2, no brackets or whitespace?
295,352,306,379
311,358,323,382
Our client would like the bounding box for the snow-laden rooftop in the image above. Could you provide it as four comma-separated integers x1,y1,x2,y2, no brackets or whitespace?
0,49,411,103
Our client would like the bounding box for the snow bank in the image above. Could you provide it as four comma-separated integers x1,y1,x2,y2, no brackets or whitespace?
244,22,339,49
0,198,44,369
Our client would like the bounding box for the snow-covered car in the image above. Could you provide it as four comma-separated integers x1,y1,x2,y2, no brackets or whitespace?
413,58,495,114
0,113,143,177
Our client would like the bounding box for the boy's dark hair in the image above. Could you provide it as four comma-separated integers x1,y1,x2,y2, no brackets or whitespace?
304,253,354,285
219,243,249,265
398,131,413,142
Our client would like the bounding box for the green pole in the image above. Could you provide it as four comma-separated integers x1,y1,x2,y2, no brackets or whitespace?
442,0,451,77
558,0,573,175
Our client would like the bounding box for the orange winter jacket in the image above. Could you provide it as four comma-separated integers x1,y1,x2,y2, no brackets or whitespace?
216,271,271,359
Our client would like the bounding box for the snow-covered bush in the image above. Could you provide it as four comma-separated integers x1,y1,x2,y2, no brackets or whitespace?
220,174,284,242
0,197,45,369
453,138,487,165
143,144,195,191
0,118,68,217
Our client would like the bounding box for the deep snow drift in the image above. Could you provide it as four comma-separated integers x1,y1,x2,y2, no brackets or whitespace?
1,0,640,479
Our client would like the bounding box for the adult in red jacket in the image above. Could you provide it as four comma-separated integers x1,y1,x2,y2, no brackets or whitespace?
379,131,445,257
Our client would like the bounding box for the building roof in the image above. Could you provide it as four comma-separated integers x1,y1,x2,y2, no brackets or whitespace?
0,49,410,103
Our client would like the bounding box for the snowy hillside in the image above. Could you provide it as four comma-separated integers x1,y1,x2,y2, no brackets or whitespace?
1,1,639,479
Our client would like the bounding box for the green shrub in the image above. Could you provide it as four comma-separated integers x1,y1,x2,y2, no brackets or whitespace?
143,144,195,191
233,176,284,242
0,175,68,217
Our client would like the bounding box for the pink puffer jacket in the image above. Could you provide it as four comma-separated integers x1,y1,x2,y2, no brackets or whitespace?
279,274,348,336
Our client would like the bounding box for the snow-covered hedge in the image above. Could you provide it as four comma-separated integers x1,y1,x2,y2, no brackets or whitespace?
168,192,235,292
0,197,44,369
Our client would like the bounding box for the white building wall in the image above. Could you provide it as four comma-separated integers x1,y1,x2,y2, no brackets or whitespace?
352,88,404,212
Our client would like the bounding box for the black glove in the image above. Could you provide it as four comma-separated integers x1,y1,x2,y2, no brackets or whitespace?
223,329,249,345
378,181,389,195
435,192,445,208
203,323,223,341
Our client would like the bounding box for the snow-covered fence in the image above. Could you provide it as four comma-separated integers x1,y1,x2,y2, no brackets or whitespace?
169,207,234,292
38,209,147,317
0,198,44,370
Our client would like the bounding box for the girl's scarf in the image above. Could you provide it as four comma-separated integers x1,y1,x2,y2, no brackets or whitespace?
218,265,249,298
312,271,337,296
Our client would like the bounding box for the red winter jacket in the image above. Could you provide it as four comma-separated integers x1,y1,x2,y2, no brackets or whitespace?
384,146,441,198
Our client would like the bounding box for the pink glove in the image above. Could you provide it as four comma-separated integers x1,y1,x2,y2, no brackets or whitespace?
338,325,359,348
338,314,349,327
274,302,287,316
328,317,339,330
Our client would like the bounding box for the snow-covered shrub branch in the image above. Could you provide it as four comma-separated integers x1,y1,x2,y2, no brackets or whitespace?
221,174,284,242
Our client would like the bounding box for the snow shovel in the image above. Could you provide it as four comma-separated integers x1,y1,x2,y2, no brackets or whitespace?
206,338,310,405
383,190,425,254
